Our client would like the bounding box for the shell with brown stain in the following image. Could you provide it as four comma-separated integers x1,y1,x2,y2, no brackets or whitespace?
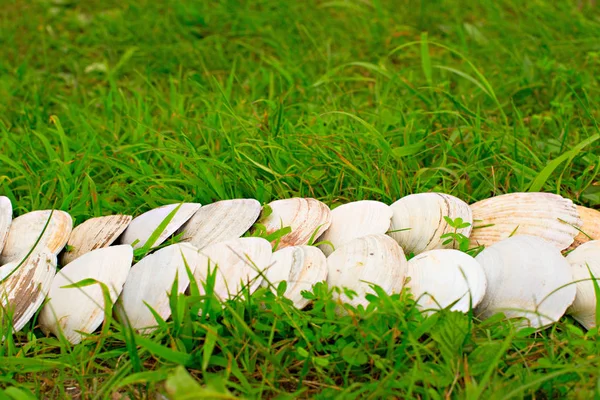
178,199,261,249
0,252,57,333
263,245,328,309
469,192,582,251
39,245,133,344
388,193,473,255
61,215,132,265
317,201,393,257
262,198,331,249
195,237,272,301
568,205,600,251
326,234,407,308
116,243,199,333
0,210,72,264
120,203,201,250
0,197,12,255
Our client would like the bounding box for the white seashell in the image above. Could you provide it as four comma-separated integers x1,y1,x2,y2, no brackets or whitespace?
406,249,487,314
326,234,407,308
317,201,392,257
120,203,201,250
178,199,261,249
0,252,57,333
61,215,132,265
39,245,133,344
263,246,328,309
565,240,600,330
262,198,331,249
195,237,272,301
469,192,581,251
475,235,576,329
567,205,600,251
0,210,72,264
388,193,473,255
0,197,12,255
116,243,199,333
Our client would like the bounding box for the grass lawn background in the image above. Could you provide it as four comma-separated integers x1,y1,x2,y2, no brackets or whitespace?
1,0,600,398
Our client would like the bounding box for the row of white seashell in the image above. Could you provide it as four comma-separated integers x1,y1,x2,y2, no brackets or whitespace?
0,192,598,345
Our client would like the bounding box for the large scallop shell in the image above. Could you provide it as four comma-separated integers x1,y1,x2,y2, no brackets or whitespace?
0,197,12,255
120,203,201,250
61,215,132,265
178,199,261,249
0,252,57,333
116,243,199,333
317,201,392,257
388,193,473,255
194,237,272,301
0,210,72,264
565,240,600,330
475,235,576,329
263,245,328,309
406,249,486,314
469,192,581,251
326,234,407,308
39,245,133,344
262,198,331,249
567,205,600,251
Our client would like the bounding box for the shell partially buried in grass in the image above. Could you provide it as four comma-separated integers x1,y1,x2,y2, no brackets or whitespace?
469,192,581,251
565,240,600,330
116,243,199,333
567,205,600,251
0,252,57,333
178,199,261,249
0,197,12,255
39,245,133,344
194,237,272,301
388,193,473,255
61,215,132,265
317,201,393,257
474,235,576,329
0,210,72,264
326,234,407,308
120,203,201,250
406,249,487,314
263,245,328,309
262,198,331,249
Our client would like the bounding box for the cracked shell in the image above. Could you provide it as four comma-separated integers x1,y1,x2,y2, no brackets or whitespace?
39,245,133,344
263,245,328,309
475,235,576,329
178,199,261,249
317,201,393,257
0,197,12,255
0,252,57,333
61,215,132,265
120,203,201,250
406,249,487,314
388,193,473,255
262,198,331,249
566,240,600,330
116,243,199,333
0,210,72,264
567,205,600,251
469,192,581,251
326,234,407,308
194,237,272,302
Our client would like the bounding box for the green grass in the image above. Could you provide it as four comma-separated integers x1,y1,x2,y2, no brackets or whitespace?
1,0,600,397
